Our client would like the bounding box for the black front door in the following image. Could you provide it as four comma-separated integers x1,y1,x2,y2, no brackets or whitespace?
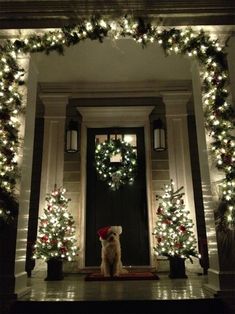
85,127,150,267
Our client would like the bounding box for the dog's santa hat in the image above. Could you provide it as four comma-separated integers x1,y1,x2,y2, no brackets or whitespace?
97,226,122,239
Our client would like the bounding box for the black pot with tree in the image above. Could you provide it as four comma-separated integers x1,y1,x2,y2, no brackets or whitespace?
33,186,78,281
153,180,199,279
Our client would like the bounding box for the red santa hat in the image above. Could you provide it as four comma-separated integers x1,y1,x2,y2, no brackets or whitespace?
97,226,111,240
97,226,122,239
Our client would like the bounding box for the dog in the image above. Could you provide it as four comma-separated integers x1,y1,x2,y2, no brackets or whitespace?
97,226,126,277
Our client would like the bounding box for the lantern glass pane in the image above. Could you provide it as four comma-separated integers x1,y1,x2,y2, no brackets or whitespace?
154,128,166,151
66,130,78,152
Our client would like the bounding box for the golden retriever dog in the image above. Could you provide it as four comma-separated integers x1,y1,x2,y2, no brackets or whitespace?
97,226,126,277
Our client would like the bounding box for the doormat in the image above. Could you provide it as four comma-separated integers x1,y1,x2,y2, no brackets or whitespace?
85,272,160,281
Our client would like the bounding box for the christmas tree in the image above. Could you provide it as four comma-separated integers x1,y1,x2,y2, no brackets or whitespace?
33,186,78,262
153,180,198,263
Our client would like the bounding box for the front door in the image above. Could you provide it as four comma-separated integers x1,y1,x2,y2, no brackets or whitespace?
85,127,150,267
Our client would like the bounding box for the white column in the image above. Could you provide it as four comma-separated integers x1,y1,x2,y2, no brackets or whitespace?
14,56,38,296
163,91,200,270
38,95,68,219
191,60,235,294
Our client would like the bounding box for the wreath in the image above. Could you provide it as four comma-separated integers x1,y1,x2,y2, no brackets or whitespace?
95,139,137,191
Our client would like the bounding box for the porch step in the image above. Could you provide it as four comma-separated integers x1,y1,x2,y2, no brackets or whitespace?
11,298,226,314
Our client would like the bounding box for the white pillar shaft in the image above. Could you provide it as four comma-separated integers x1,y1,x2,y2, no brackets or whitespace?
191,61,223,290
14,56,38,296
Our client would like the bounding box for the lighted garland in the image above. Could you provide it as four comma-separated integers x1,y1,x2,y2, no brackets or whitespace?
0,45,23,222
0,16,234,227
95,139,137,191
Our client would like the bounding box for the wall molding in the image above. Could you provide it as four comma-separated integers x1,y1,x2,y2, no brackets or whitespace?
0,1,235,28
38,80,192,100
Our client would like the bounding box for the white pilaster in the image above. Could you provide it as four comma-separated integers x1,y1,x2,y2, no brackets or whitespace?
14,55,38,296
163,91,199,270
38,95,68,218
163,92,191,188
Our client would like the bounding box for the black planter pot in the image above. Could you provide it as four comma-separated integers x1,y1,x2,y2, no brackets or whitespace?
45,259,64,281
169,256,188,279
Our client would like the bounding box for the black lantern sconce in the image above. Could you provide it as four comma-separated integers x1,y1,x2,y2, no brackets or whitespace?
153,119,166,151
66,119,78,153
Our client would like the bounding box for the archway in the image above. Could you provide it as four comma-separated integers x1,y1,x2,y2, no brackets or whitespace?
0,15,234,295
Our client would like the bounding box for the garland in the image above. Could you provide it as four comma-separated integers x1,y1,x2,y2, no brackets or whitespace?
95,139,137,191
0,16,234,228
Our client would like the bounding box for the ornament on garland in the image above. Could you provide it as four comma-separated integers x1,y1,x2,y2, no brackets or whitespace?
0,15,234,228
153,180,199,263
95,139,137,191
33,186,78,264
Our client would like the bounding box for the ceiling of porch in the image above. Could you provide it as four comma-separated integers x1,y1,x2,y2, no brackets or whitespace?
33,38,192,85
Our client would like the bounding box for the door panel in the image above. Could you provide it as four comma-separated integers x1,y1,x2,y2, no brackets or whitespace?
85,127,150,266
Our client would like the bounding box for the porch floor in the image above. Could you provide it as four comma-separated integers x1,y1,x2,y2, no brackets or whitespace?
20,270,214,302
12,270,233,314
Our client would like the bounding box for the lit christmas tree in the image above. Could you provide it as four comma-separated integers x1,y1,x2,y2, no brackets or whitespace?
153,180,199,263
33,186,78,262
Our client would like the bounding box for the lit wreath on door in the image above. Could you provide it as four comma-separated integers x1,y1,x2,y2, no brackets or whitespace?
95,139,137,191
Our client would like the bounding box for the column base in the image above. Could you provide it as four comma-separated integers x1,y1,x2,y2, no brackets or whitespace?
204,285,235,314
207,268,235,291
15,271,31,297
204,268,235,314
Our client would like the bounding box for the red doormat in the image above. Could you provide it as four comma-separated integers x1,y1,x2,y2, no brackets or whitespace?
85,272,160,281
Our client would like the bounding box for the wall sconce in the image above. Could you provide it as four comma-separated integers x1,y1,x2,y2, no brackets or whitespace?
153,119,166,151
66,119,78,153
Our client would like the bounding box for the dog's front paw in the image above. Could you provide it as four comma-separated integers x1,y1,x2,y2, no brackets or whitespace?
113,273,120,277
104,273,111,277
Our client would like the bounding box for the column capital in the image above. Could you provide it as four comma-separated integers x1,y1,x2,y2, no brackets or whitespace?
161,91,191,116
39,94,69,118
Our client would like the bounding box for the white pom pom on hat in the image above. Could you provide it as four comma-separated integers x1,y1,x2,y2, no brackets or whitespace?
110,226,122,235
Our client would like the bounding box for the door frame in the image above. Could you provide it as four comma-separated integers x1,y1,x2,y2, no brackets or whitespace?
77,106,155,268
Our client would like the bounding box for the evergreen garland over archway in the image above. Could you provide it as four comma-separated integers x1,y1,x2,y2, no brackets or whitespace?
0,16,234,228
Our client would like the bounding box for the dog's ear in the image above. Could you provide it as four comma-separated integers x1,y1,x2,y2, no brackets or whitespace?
111,226,122,235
